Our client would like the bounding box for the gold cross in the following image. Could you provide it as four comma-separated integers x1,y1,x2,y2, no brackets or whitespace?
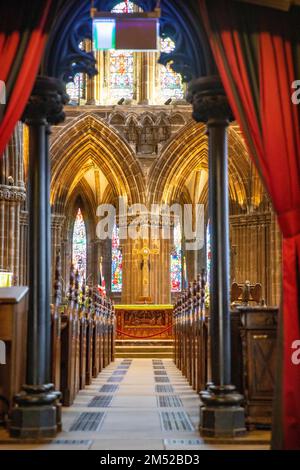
133,244,160,297
132,245,159,260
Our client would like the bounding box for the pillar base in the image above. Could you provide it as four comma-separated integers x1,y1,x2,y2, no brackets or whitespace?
10,384,58,439
199,384,246,437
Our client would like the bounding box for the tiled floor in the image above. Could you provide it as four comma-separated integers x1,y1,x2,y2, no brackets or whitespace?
0,359,271,450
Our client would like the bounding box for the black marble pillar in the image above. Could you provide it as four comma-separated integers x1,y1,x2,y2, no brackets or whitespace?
10,76,68,438
187,76,245,437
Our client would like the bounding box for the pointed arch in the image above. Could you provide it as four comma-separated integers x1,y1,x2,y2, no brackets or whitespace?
108,111,126,126
50,113,146,213
148,120,256,209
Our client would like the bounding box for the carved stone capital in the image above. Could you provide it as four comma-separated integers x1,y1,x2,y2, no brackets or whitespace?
22,76,69,126
0,185,26,202
187,76,234,125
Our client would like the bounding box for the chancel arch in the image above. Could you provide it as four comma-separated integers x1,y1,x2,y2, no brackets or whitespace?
149,121,251,207
51,113,146,209
50,112,146,295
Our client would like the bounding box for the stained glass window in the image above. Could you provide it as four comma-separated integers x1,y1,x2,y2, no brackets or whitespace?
109,52,134,101
112,1,134,13
72,208,87,280
109,2,135,103
111,223,123,292
161,37,176,54
159,37,184,102
66,73,85,105
171,222,182,292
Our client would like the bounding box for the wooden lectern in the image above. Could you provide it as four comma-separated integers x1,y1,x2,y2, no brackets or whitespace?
0,287,28,413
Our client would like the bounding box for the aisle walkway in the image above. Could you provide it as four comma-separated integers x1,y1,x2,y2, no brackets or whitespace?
0,359,270,450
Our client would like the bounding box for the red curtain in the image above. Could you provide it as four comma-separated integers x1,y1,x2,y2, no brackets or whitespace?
0,0,55,156
199,0,300,449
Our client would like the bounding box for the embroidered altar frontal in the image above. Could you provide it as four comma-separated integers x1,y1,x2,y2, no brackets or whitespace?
115,305,174,340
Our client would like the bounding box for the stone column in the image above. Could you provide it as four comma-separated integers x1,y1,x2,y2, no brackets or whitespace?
188,76,245,437
138,53,152,104
85,40,96,105
10,76,68,438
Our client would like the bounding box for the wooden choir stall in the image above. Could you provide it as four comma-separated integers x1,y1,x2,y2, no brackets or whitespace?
173,273,278,429
0,254,116,427
51,257,116,407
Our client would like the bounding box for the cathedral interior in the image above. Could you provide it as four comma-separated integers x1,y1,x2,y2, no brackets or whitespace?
0,0,299,454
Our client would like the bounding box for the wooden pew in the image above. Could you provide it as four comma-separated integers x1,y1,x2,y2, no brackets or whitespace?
92,289,101,378
105,299,110,368
103,298,109,368
188,283,194,386
73,271,81,395
85,287,94,385
183,289,188,378
173,271,208,393
60,266,77,406
191,279,198,390
110,301,116,362
79,279,87,390
173,272,277,429
99,294,105,371
51,262,115,406
51,251,62,392
197,271,208,393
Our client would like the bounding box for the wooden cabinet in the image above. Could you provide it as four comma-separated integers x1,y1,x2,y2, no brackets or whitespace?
0,287,28,413
231,306,278,428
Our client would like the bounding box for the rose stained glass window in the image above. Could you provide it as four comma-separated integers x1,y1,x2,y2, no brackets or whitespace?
171,222,182,292
72,208,87,280
111,224,123,292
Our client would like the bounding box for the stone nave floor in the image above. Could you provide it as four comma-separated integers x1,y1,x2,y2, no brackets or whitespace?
0,359,270,451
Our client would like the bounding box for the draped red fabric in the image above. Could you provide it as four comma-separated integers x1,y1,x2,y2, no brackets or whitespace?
0,0,52,156
199,0,300,449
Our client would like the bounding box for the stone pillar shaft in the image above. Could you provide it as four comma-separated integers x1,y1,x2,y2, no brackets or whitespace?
27,119,49,384
10,76,68,439
208,120,231,386
188,76,245,437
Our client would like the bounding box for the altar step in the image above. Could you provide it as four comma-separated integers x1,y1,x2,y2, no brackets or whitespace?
115,339,174,358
